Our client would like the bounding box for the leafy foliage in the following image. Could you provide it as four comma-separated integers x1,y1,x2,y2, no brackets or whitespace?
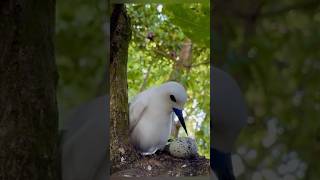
164,3,210,46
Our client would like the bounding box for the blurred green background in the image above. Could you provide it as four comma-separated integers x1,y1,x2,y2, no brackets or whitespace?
215,0,320,179
56,0,106,127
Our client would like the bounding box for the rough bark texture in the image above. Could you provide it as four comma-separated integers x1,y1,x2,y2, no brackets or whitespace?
110,4,139,174
0,0,59,179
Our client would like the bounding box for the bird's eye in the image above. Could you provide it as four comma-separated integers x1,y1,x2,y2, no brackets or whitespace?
170,95,176,102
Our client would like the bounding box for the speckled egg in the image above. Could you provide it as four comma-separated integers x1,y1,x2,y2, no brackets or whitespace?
169,137,198,158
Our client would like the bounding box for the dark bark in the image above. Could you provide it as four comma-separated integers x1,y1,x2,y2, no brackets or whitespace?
0,0,59,179
110,4,139,174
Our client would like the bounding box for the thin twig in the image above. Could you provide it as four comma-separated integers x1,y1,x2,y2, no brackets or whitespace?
189,60,210,67
139,62,153,91
133,31,177,61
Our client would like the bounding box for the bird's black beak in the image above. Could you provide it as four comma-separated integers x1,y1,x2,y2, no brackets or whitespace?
173,108,188,135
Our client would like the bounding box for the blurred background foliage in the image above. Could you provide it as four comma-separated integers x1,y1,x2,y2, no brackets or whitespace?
215,0,320,179
126,3,210,158
56,0,106,127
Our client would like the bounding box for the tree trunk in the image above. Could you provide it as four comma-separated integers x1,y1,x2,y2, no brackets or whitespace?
110,4,139,174
0,0,59,179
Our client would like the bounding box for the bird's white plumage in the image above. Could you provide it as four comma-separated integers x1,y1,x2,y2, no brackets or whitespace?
129,81,187,155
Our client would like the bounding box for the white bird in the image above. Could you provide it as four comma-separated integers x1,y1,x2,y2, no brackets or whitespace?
129,81,188,155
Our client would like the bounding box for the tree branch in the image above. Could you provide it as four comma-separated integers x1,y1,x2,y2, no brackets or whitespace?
153,48,176,61
189,61,210,68
134,32,177,61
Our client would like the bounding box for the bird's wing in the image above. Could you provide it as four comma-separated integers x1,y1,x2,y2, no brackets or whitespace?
129,95,148,133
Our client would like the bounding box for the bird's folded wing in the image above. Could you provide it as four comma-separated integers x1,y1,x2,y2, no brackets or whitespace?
129,96,147,132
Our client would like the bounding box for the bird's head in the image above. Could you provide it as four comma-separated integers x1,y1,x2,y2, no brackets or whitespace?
158,81,188,135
